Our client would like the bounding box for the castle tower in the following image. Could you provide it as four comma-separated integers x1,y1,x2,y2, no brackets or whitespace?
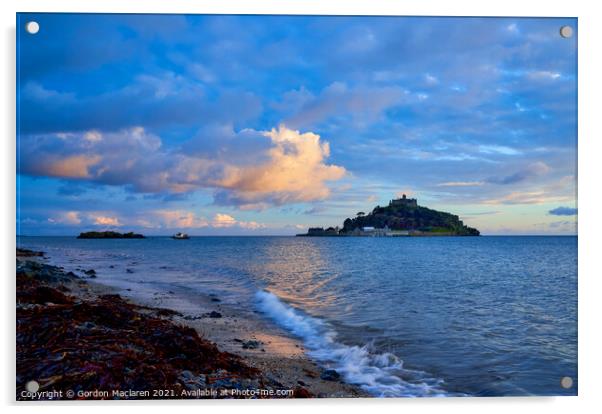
390,194,418,207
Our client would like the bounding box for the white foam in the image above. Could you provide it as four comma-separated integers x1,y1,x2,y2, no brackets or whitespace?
255,290,451,397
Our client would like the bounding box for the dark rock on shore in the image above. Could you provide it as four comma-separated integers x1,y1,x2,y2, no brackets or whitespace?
84,269,97,278
17,260,79,284
17,248,44,257
242,340,262,350
155,308,183,317
320,369,341,381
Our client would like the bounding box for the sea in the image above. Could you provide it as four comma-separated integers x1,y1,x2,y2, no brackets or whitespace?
17,235,578,397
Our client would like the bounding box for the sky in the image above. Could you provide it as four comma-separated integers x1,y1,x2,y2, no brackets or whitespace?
16,14,577,236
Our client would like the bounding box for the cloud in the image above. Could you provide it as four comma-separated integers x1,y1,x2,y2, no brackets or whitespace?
45,155,102,178
134,210,265,230
283,82,408,128
527,71,562,81
214,126,347,208
48,211,82,225
436,181,485,187
48,211,120,227
212,213,237,227
19,74,263,134
487,161,550,185
478,145,521,156
152,210,209,228
93,216,121,226
549,206,577,216
211,213,264,229
484,190,570,205
19,125,346,209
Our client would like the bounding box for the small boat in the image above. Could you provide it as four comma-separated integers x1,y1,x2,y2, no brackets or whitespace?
172,232,190,240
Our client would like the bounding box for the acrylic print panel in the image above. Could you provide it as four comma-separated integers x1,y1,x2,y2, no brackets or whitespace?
16,13,577,400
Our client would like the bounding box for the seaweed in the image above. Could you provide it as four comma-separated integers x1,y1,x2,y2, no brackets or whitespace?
16,259,311,400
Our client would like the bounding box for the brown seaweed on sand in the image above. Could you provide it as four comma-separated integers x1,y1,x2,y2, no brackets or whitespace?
16,256,311,400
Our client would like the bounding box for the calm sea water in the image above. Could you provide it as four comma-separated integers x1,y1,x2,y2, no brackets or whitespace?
17,236,577,397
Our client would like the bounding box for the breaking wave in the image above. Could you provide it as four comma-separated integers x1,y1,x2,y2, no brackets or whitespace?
255,290,452,397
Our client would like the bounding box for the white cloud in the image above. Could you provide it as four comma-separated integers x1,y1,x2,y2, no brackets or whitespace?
528,71,562,81
478,145,521,156
425,74,439,85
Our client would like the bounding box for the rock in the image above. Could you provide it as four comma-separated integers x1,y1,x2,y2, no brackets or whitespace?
210,297,221,302
242,340,261,349
84,269,96,276
320,369,341,381
156,308,182,317
126,268,134,274
16,248,44,257
293,387,312,398
208,311,222,318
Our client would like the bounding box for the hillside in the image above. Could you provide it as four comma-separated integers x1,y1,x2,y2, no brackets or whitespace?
299,195,480,237
342,195,479,236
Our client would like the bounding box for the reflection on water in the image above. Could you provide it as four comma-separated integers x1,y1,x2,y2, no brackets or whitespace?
18,236,577,397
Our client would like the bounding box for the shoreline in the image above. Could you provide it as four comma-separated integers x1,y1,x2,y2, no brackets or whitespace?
16,248,367,400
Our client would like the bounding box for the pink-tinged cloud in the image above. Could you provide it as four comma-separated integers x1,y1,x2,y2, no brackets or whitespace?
136,210,265,231
483,191,572,205
19,125,347,209
46,155,102,178
212,213,237,227
215,126,347,208
152,210,209,229
93,216,121,226
48,211,82,225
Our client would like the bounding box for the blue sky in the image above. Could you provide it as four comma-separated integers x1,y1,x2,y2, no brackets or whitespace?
17,14,577,235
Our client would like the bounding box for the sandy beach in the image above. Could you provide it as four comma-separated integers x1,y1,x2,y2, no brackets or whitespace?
16,248,366,400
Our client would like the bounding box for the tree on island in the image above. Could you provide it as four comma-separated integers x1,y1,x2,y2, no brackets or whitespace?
77,231,145,239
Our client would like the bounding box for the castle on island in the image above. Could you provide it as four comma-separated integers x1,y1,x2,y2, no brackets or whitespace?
389,194,417,208
303,195,419,238
297,193,480,237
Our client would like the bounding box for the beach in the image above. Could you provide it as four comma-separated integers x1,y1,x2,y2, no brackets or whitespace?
16,248,366,400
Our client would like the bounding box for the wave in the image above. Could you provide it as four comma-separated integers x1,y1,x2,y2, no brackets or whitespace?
255,290,451,397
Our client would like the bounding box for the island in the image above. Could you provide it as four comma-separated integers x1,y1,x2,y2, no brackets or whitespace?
77,231,146,239
297,195,480,237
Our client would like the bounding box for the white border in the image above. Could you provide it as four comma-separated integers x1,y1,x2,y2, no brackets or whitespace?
2,1,601,414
